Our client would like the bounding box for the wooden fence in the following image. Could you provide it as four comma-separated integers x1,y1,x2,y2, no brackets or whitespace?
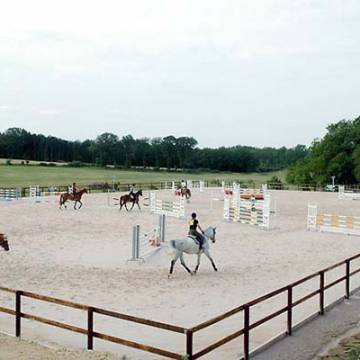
2,181,356,198
1,254,360,359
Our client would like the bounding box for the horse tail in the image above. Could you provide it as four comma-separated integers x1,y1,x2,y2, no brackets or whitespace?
169,240,177,250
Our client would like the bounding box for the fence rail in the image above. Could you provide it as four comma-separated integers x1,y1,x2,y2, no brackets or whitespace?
1,181,359,198
1,257,360,359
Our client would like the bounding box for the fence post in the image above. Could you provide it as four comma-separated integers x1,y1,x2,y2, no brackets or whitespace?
159,214,165,243
319,271,325,315
15,291,22,337
243,305,250,360
287,286,293,335
186,329,193,360
87,307,94,350
346,260,350,299
131,225,140,261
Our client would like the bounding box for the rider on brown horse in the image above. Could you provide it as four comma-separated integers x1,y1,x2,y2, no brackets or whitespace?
129,184,136,200
71,182,77,195
60,188,87,210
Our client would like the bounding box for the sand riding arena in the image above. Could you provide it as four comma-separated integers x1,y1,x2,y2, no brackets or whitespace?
1,188,360,359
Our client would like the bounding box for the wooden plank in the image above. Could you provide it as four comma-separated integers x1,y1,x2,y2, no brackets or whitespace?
292,289,320,307
192,328,245,359
287,287,292,335
319,272,324,315
87,307,94,350
190,305,244,333
16,291,21,337
0,305,16,316
93,331,182,359
243,305,250,360
21,312,88,335
324,275,347,291
346,260,350,299
21,291,88,310
0,286,16,294
350,267,360,276
249,306,288,330
94,307,186,334
186,330,193,360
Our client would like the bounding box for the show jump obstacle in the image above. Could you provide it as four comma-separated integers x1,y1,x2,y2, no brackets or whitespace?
224,193,271,229
150,192,185,218
307,204,360,236
338,185,360,200
0,188,21,201
129,214,166,262
222,182,268,198
29,186,41,203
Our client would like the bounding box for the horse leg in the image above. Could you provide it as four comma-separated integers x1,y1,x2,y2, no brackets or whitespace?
136,200,141,211
78,200,83,209
124,202,129,211
74,201,77,210
130,200,135,210
204,250,218,272
168,253,180,278
194,254,202,274
180,254,193,275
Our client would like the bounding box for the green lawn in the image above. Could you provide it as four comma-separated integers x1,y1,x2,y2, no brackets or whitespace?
0,165,286,188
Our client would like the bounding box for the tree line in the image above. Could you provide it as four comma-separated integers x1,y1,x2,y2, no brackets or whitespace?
287,116,360,185
0,127,307,173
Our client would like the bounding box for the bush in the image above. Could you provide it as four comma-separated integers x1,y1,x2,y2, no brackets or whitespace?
6,159,12,165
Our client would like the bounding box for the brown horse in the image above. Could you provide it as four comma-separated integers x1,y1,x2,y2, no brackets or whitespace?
119,190,142,211
179,187,191,199
59,188,88,210
0,234,9,251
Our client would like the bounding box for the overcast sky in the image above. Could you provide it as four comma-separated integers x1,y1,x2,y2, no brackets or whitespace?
0,0,359,148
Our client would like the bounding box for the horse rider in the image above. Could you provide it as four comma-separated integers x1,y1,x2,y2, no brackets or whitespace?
188,212,204,250
71,182,77,195
129,184,137,200
181,179,187,189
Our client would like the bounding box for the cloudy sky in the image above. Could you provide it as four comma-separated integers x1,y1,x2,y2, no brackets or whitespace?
0,0,359,148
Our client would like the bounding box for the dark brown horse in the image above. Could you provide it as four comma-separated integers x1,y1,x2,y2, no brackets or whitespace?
59,188,88,210
179,187,191,199
0,234,9,251
119,190,142,211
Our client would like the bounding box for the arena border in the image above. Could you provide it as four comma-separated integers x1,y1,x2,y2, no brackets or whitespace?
1,253,360,359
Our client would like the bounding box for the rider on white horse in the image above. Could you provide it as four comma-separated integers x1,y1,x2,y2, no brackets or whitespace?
188,212,204,250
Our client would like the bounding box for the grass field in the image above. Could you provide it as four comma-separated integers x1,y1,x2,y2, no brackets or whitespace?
0,165,286,188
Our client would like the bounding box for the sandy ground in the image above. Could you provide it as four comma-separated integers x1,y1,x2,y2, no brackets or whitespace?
0,332,122,360
1,189,360,359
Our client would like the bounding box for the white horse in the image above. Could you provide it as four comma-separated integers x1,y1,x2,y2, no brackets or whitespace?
168,227,217,277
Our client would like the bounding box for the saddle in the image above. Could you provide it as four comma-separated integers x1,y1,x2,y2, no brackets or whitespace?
188,234,203,246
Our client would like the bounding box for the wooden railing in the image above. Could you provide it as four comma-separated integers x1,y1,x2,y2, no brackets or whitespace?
1,253,360,359
0,287,187,359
